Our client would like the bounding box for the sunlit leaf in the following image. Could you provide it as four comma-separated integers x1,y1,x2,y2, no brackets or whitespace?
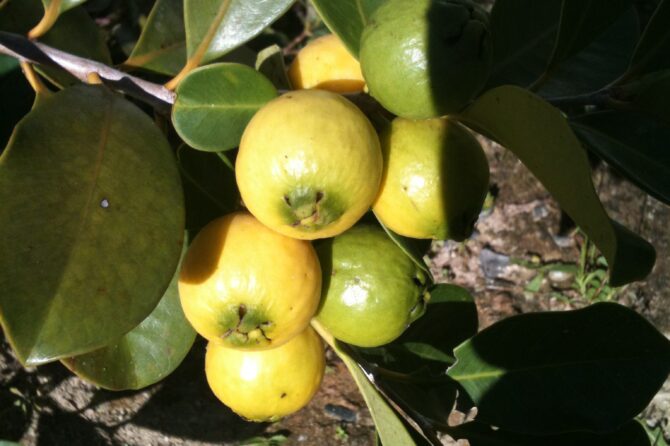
172,63,277,152
255,44,291,90
457,86,655,286
62,241,195,390
447,303,670,434
0,85,184,365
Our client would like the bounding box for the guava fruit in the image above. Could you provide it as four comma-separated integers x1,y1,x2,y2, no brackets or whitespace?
178,212,321,350
360,0,492,119
314,223,430,347
236,89,382,240
372,116,489,241
205,326,325,422
288,34,366,93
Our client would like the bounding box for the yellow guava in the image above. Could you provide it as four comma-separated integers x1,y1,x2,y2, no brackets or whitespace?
372,116,489,240
178,211,321,350
205,326,325,422
235,89,382,240
288,34,366,93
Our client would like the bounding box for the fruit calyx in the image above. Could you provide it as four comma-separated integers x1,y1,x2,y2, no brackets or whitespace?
283,187,342,230
222,304,274,347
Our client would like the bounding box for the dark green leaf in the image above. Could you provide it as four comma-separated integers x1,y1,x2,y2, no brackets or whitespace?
629,0,670,76
448,420,650,446
255,44,291,90
621,70,670,124
37,5,112,87
184,0,294,65
0,0,42,33
310,0,386,58
0,56,35,150
488,0,561,89
124,0,186,76
42,0,86,14
458,86,655,286
172,63,277,152
62,240,195,390
546,0,632,71
572,110,670,205
537,8,639,97
359,284,477,374
0,85,184,365
447,303,670,434
177,144,239,232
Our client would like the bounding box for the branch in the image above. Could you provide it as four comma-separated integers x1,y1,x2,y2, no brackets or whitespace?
0,31,175,113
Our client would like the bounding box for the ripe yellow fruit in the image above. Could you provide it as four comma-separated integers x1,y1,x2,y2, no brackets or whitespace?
178,211,321,350
205,326,325,422
373,117,489,240
288,34,366,93
236,89,382,240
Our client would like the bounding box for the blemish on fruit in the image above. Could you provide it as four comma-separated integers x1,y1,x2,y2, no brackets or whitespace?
100,198,109,208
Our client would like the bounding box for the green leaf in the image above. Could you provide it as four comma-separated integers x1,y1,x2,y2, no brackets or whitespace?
61,240,195,390
629,0,670,76
448,420,651,445
255,44,291,90
42,0,86,14
37,5,112,87
358,284,477,374
124,0,186,76
312,322,417,446
376,218,432,278
177,144,240,232
457,86,655,286
447,303,670,434
172,63,277,152
545,0,633,72
623,70,670,124
184,0,294,65
571,110,670,205
309,0,386,58
642,421,669,446
0,85,185,365
0,0,43,33
0,56,34,150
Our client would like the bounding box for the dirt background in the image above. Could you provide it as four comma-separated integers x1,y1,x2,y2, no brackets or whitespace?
2,137,669,446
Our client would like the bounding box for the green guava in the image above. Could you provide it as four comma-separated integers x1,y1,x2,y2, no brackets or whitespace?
360,0,492,119
314,224,430,347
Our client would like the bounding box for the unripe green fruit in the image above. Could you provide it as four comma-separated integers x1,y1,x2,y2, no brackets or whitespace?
314,224,430,347
360,0,492,119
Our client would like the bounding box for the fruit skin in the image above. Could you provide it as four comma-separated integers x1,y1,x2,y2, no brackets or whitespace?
205,326,325,422
314,224,430,347
236,89,382,240
288,34,366,94
360,0,492,119
178,211,321,350
373,117,489,241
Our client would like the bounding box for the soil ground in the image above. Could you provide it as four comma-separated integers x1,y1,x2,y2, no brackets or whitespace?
2,138,669,445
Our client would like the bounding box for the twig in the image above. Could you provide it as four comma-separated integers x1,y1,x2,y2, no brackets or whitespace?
0,31,175,113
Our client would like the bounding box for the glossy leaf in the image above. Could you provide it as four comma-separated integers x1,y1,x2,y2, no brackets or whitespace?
448,420,650,446
572,110,670,205
62,241,195,390
358,284,477,374
184,0,294,65
537,8,639,97
177,144,240,232
310,0,386,58
312,321,417,446
457,86,655,286
255,44,291,90
447,303,670,434
172,63,277,152
125,0,186,76
545,0,633,71
0,85,184,365
629,0,670,76
37,5,112,87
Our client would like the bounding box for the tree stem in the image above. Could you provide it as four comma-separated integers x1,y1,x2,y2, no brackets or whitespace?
0,31,175,113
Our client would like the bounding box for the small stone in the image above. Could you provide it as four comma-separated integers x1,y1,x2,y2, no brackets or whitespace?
324,404,357,423
548,269,575,290
479,248,510,279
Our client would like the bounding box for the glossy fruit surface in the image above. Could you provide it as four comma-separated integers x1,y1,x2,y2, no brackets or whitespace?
236,89,382,240
288,34,365,93
205,326,325,422
360,0,492,118
314,224,430,347
178,211,321,349
373,117,489,240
